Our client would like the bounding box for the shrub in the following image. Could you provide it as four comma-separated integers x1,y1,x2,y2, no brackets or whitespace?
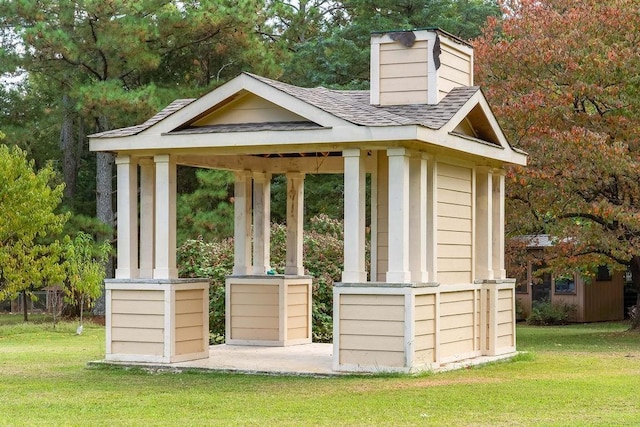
177,214,359,343
527,301,576,326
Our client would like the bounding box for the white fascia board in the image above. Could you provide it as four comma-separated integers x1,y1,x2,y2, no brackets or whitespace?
136,74,352,136
416,126,527,165
89,125,419,152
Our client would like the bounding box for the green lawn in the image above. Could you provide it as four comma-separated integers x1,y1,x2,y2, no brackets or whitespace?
1,317,639,426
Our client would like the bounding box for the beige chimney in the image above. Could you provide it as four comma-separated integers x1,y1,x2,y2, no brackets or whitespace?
370,29,474,106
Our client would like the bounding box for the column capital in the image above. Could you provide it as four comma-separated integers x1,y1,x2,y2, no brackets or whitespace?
115,155,133,165
153,153,171,163
252,171,271,183
138,157,154,167
387,147,409,157
285,171,305,180
342,148,363,158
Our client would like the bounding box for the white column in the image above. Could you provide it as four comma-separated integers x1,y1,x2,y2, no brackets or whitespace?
409,153,428,282
139,158,155,278
426,157,437,282
342,149,367,283
153,154,178,279
252,172,271,275
115,155,139,279
285,172,305,276
475,167,493,280
386,148,411,283
492,171,506,279
233,171,253,276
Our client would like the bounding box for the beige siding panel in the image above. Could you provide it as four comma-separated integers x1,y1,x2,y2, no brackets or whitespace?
439,64,471,86
437,204,472,219
175,299,203,315
231,304,278,317
380,43,428,64
340,319,404,336
111,290,164,301
437,216,472,231
440,312,475,329
379,91,428,105
438,244,472,258
440,339,474,357
175,312,204,328
437,230,472,245
380,40,428,52
415,319,435,335
438,271,472,284
497,322,514,337
497,296,513,311
287,327,307,340
232,327,278,341
288,304,308,317
440,45,471,73
340,304,404,321
441,290,474,303
111,313,164,329
415,294,435,307
340,349,406,367
288,284,308,293
287,293,308,306
287,315,307,329
112,341,164,356
415,304,435,320
341,294,404,306
232,316,278,329
111,299,164,315
176,339,204,355
232,292,279,306
380,62,427,79
380,76,428,92
414,333,435,350
437,188,472,206
194,94,305,126
438,174,472,192
341,334,404,351
111,327,163,343
176,289,204,301
440,299,474,316
176,325,203,342
415,348,435,364
437,258,472,272
438,162,472,180
497,334,514,348
232,284,279,294
497,310,513,324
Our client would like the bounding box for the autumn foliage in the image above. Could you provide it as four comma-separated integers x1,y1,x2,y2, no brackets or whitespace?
474,0,640,299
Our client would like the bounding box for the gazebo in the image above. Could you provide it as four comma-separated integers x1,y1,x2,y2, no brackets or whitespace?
90,28,526,372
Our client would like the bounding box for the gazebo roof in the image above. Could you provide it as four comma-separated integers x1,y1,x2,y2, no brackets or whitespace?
89,72,526,166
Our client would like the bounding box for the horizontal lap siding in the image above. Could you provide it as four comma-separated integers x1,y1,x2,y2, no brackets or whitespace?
175,288,205,355
339,294,405,367
437,43,472,101
230,284,279,341
110,290,164,356
195,94,304,125
439,290,478,358
414,294,436,364
497,289,514,349
379,41,428,105
437,163,472,284
287,284,309,340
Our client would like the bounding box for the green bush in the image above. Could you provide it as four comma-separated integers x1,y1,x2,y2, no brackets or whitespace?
177,214,358,343
527,301,576,326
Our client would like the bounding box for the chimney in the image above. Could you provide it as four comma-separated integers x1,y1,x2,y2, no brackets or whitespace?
370,29,474,106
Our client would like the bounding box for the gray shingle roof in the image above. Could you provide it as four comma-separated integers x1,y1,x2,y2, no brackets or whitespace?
90,73,479,138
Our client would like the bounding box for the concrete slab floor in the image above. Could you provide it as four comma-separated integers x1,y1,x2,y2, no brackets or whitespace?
88,344,519,377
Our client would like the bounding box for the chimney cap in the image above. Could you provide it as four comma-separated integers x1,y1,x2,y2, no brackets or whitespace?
370,27,471,48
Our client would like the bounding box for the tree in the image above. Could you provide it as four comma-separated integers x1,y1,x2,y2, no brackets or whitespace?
0,144,68,319
63,232,110,332
474,0,640,309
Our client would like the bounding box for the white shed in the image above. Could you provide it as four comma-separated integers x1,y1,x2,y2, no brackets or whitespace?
90,28,526,372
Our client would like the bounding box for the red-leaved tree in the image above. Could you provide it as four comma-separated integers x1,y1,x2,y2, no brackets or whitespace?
474,0,640,312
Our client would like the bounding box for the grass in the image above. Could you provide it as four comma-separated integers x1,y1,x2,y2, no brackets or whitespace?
1,317,639,426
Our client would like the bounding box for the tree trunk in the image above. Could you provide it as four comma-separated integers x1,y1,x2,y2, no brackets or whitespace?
629,256,640,329
22,290,28,322
60,94,78,202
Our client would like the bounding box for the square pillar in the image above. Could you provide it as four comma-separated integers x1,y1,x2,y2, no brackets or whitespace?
233,171,253,276
492,171,506,279
252,172,271,275
342,149,367,283
386,148,411,283
285,172,305,276
409,153,428,282
475,167,493,280
114,155,139,279
139,158,155,278
153,154,178,279
426,159,437,282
